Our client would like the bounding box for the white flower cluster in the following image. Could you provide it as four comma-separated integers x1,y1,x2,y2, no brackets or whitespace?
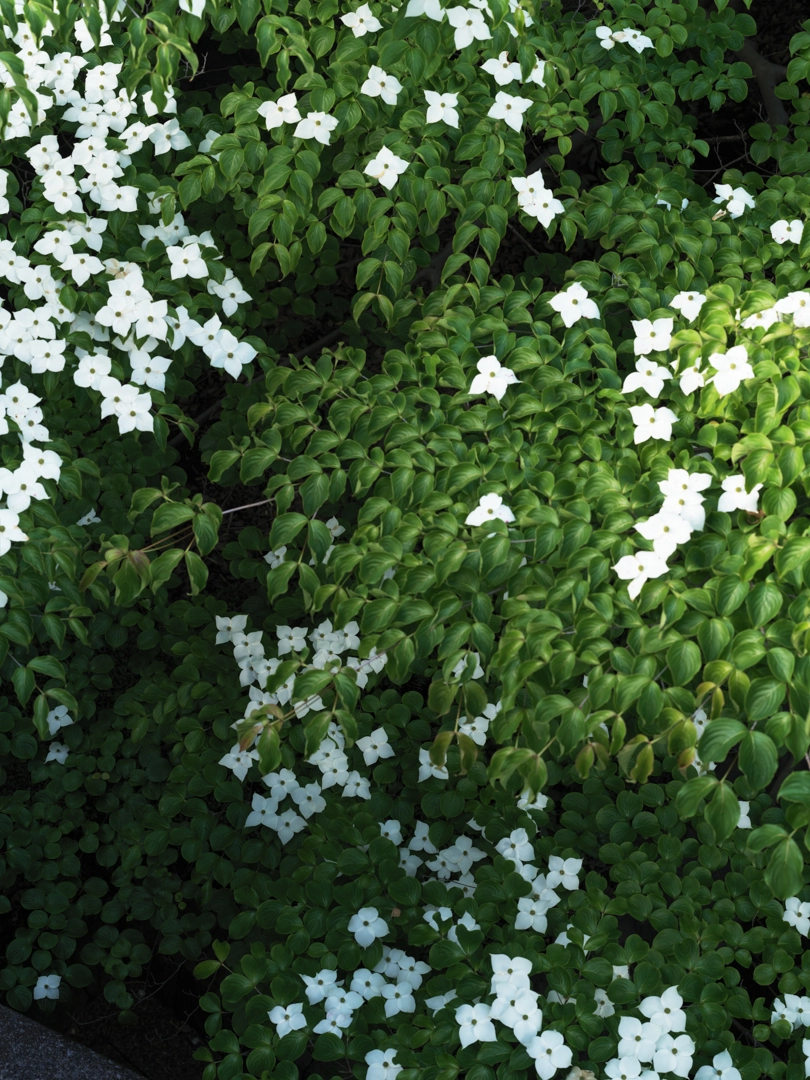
0,15,262,563
596,25,654,52
455,955,572,1079
511,166,566,228
772,994,810,1029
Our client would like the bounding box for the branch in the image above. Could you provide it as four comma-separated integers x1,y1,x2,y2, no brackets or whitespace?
734,39,789,129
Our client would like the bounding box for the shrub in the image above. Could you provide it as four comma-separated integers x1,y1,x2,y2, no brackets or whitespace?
2,1,810,1079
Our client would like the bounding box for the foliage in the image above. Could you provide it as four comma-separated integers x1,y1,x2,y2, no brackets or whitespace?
2,0,810,1078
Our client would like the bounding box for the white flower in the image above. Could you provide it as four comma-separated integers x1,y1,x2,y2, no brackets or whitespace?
465,492,515,525
617,1016,662,1062
365,1048,403,1080
0,508,29,556
678,361,705,396
770,219,803,245
470,355,519,400
404,0,445,17
707,345,754,395
604,1057,641,1079
549,282,599,327
313,1008,353,1034
33,974,61,1000
525,1030,573,1080
482,51,522,85
713,183,755,218
652,1032,695,1077
381,981,416,1016
670,290,707,321
244,792,279,828
741,305,780,331
455,1002,498,1048
264,546,287,569
340,2,382,35
348,906,388,947
291,781,326,818
658,469,711,501
268,1002,307,1038
257,93,302,131
418,747,449,781
547,856,582,890
593,988,615,1018
487,90,533,132
717,474,762,513
424,90,460,127
45,743,69,764
167,242,208,280
294,111,339,145
276,808,307,843
514,897,547,932
446,5,492,49
613,552,669,600
361,66,403,105
772,996,800,1028
364,146,409,190
301,969,341,1004
46,704,73,736
783,897,810,937
625,27,654,52
635,511,693,559
632,317,674,355
218,745,260,782
276,624,307,654
629,403,678,444
694,1049,743,1080
775,291,810,328
621,357,672,397
640,986,687,1032
356,727,396,766
596,25,618,49
497,828,535,864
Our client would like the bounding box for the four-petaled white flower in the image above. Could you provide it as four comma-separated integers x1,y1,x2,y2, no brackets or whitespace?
669,290,707,321
487,90,533,132
356,727,396,766
707,345,754,396
770,219,803,245
525,1029,573,1080
784,897,810,937
425,90,460,127
613,552,669,600
548,282,600,327
470,355,519,400
348,906,389,947
465,492,515,526
365,1048,403,1080
635,510,693,559
632,317,674,355
621,357,672,398
340,2,383,36
629,403,678,444
694,1048,743,1080
713,183,755,219
33,974,61,1000
257,93,302,131
717,474,762,513
455,1002,498,1047
361,66,403,105
268,1002,307,1038
640,986,687,1032
381,980,416,1016
218,744,260,782
546,855,582,890
364,146,409,190
46,704,74,736
482,50,522,86
652,1032,696,1078
294,111,339,145
446,5,492,50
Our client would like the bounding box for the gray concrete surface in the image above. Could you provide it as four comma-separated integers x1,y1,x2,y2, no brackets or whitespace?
0,1005,145,1080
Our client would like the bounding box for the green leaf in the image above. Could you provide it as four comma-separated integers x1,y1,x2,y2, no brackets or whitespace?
667,639,701,686
675,775,718,818
745,679,786,724
746,582,782,628
765,837,804,900
778,772,810,806
28,656,65,680
738,730,779,790
746,823,787,853
151,502,196,535
270,512,308,548
705,782,740,842
185,551,209,596
698,718,747,764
